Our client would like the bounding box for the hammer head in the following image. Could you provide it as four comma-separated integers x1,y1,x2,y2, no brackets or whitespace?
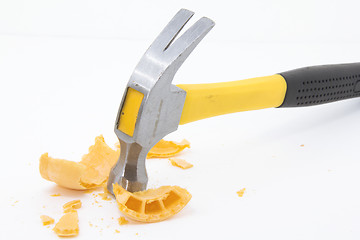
107,9,215,194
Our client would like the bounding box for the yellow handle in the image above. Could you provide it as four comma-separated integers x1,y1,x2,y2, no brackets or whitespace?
177,74,287,125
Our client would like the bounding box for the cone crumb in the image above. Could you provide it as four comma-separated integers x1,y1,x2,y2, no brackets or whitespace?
40,215,54,225
63,200,82,213
118,217,129,225
84,189,96,194
99,192,111,201
237,188,246,197
169,158,193,169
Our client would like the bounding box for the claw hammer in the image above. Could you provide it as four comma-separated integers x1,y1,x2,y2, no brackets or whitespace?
107,9,360,194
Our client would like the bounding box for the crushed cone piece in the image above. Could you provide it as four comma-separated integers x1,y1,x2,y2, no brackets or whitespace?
169,158,193,169
53,211,79,237
63,200,82,213
147,139,190,158
113,183,191,223
40,215,54,226
39,135,120,190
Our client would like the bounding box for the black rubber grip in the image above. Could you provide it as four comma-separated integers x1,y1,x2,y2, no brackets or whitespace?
279,63,360,107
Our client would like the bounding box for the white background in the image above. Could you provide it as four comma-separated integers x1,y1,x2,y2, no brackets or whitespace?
1,0,360,239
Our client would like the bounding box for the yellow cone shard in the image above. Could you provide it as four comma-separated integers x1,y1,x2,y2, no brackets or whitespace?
40,215,54,226
53,212,79,237
147,139,190,158
39,135,119,190
169,158,193,169
113,183,191,223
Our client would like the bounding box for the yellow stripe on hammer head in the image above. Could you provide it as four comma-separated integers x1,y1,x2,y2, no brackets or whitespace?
118,88,144,137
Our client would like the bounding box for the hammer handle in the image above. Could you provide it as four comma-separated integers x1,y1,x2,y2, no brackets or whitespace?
177,75,286,124
178,62,360,124
279,62,360,107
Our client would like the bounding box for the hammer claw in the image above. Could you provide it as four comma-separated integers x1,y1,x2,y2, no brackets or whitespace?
150,9,194,52
163,16,215,67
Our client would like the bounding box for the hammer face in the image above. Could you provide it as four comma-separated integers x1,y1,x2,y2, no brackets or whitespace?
107,9,215,194
107,140,148,194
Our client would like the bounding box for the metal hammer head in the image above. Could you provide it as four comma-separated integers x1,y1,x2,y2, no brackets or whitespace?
107,9,215,194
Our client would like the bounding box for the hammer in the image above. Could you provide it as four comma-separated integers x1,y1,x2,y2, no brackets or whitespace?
107,9,360,194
